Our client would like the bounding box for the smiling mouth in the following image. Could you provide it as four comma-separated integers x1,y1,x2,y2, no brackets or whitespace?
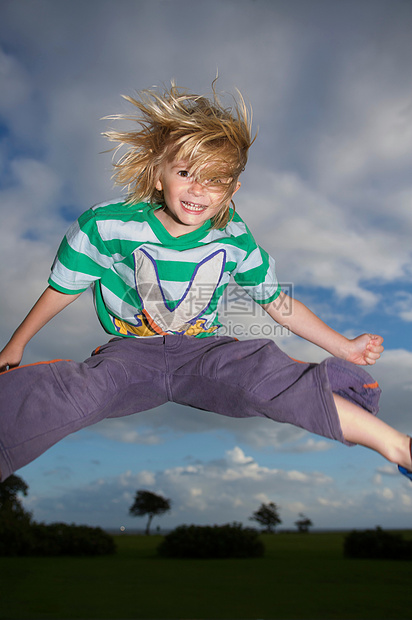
181,200,207,213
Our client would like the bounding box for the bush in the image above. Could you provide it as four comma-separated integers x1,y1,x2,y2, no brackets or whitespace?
0,520,116,556
0,475,116,556
344,527,412,561
30,522,116,556
0,511,35,556
158,522,265,559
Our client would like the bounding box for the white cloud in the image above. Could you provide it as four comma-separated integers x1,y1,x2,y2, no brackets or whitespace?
400,493,412,507
0,47,31,112
227,446,254,465
392,292,412,323
239,167,411,309
313,94,412,192
375,464,399,477
95,419,163,446
136,470,156,487
378,487,394,501
24,444,412,531
291,438,332,453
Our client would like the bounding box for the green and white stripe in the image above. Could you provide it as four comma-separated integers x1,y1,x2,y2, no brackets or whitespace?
49,200,280,338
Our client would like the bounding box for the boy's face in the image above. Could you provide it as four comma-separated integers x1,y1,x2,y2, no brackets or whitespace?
155,159,240,236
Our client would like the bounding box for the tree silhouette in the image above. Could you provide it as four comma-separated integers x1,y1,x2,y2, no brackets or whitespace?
129,490,171,535
0,475,116,556
0,475,32,555
0,474,31,523
295,513,313,533
249,502,281,533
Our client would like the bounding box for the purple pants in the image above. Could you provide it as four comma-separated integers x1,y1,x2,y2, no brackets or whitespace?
0,335,381,480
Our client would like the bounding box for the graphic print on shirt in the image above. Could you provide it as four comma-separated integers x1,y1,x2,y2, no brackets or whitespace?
112,247,226,336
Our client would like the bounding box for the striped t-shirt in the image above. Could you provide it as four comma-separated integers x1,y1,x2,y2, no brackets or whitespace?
49,200,280,338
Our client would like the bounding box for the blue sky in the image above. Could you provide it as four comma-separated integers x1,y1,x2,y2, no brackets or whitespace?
0,0,411,532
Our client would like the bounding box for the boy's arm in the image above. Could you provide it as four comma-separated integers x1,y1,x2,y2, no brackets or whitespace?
262,291,384,366
0,286,82,372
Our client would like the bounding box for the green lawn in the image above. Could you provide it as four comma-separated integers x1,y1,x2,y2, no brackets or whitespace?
1,531,411,619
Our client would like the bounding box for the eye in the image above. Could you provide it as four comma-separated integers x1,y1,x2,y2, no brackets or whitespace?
207,177,230,187
177,170,191,178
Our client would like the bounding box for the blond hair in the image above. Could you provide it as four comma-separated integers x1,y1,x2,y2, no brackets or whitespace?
103,82,254,228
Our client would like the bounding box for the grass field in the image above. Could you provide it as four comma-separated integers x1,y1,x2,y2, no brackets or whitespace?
0,530,411,619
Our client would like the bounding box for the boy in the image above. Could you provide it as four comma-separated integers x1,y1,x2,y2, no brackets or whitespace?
0,83,411,483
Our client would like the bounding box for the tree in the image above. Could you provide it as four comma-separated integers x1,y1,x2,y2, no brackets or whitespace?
295,513,313,533
0,474,32,522
129,490,171,535
0,475,32,556
249,502,281,533
0,475,116,556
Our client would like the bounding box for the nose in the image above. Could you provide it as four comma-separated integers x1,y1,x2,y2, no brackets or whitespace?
188,178,204,196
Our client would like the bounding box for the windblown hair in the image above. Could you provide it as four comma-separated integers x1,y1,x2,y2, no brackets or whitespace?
103,82,254,228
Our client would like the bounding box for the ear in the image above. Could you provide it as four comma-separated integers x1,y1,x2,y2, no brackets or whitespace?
155,178,163,192
231,181,241,197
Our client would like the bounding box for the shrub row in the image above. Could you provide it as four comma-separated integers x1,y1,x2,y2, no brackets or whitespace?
158,522,265,558
0,519,116,556
344,527,412,561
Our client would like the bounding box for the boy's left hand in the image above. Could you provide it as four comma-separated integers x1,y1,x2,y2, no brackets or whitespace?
346,334,384,366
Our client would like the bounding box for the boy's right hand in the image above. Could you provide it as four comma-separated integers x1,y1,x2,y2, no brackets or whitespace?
0,342,24,373
0,287,82,374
